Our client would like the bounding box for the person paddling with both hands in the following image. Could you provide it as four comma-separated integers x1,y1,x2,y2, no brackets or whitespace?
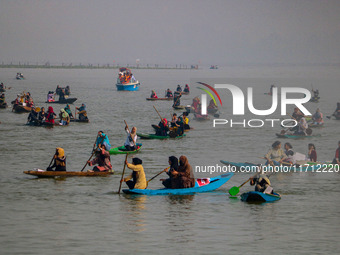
95,131,111,151
121,157,147,190
87,143,112,172
124,125,137,151
47,147,66,171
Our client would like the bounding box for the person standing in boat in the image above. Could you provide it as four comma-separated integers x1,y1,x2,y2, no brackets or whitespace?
308,143,317,162
332,141,340,165
124,126,137,151
45,106,57,124
184,84,190,93
171,156,195,189
150,90,158,99
121,157,146,190
166,88,173,98
87,144,112,172
312,108,323,125
161,156,179,189
176,85,182,92
173,91,181,107
265,141,287,166
95,131,111,151
47,147,66,171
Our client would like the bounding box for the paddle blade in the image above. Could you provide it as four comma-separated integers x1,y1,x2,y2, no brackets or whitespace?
228,186,240,196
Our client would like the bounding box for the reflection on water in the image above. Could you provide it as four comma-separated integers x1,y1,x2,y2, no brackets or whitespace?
121,195,148,233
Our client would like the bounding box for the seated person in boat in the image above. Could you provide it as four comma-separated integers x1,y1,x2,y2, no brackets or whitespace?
45,106,57,124
250,168,273,193
161,156,179,189
27,107,39,124
47,91,55,102
0,93,6,106
312,108,323,125
88,144,112,172
166,88,173,98
95,131,111,151
293,116,309,136
292,107,304,120
150,90,158,99
312,88,319,99
38,107,46,122
59,109,70,125
265,141,287,166
283,142,294,164
124,126,137,151
176,85,182,92
55,85,62,95
183,112,190,130
170,113,178,127
170,156,195,189
76,103,88,121
191,97,201,113
64,104,74,119
65,85,70,95
26,97,34,107
47,147,66,171
121,157,146,190
332,141,340,164
207,99,218,112
184,84,190,93
173,91,181,107
175,116,184,136
59,89,66,100
155,118,169,136
308,143,317,162
332,102,340,118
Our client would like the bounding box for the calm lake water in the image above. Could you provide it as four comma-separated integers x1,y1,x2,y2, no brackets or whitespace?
0,66,339,254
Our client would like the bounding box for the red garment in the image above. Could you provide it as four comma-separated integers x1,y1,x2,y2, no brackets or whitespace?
46,106,55,124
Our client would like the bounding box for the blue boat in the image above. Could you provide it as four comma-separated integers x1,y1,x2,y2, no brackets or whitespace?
123,173,234,195
241,191,281,202
116,67,140,91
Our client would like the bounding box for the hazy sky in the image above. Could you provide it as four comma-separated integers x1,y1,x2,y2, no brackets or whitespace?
1,0,340,66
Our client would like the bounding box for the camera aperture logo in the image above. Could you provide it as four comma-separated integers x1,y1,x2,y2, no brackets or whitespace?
198,82,312,128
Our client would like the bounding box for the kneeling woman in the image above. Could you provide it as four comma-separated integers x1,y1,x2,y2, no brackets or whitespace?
47,147,66,171
171,156,195,189
121,158,146,189
88,144,112,172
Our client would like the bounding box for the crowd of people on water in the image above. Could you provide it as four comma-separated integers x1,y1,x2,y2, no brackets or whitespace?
149,84,190,100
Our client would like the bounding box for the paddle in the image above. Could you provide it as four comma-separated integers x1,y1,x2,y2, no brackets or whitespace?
80,134,101,172
172,92,182,107
153,105,163,121
46,152,56,170
118,154,129,194
124,120,136,147
228,178,253,196
146,167,170,187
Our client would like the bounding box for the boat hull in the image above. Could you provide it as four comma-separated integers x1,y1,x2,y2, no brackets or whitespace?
109,143,142,155
123,173,234,195
13,105,31,113
70,119,89,123
116,82,140,91
137,133,186,139
46,98,77,104
241,191,281,202
24,169,114,177
276,133,321,139
146,97,172,101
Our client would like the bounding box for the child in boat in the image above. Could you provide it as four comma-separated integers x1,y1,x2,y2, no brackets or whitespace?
124,126,137,151
95,131,111,151
121,157,146,189
308,143,317,162
47,148,66,171
47,91,55,102
250,166,273,193
59,109,70,125
265,141,287,166
332,141,340,164
161,156,179,189
150,90,158,98
170,156,195,189
88,144,112,172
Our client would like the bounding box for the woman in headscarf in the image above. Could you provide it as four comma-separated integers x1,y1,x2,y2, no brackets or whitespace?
45,106,56,124
64,104,74,119
171,156,195,189
47,147,66,171
59,109,70,125
87,144,112,172
124,126,137,151
121,157,146,189
161,156,179,188
265,141,287,166
155,118,169,136
76,103,88,120
150,90,158,98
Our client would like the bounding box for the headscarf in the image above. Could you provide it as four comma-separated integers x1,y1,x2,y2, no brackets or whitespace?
60,109,69,118
55,147,66,167
169,156,178,171
132,158,143,165
46,106,55,119
178,155,194,178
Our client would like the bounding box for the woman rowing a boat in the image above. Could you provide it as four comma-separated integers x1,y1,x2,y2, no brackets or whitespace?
121,157,146,189
87,144,112,172
332,141,340,165
155,118,169,136
308,143,317,162
171,156,195,189
161,156,179,188
76,103,88,121
27,107,39,124
47,148,66,171
124,126,137,151
265,141,287,166
95,131,111,151
173,91,181,107
64,104,74,119
150,90,158,99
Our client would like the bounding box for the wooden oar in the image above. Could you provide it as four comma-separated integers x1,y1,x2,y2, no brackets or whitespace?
46,152,56,170
124,120,136,147
118,154,129,194
146,167,170,187
81,134,100,172
172,92,182,107
153,105,163,121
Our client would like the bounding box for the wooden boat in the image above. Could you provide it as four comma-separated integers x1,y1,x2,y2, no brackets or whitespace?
146,97,172,101
308,122,324,128
24,169,114,178
310,97,320,103
16,74,24,80
194,113,210,121
207,108,218,115
116,67,140,91
109,143,142,155
241,191,281,202
46,98,77,104
181,91,190,95
276,133,321,139
0,103,8,108
70,119,89,123
13,104,31,113
137,133,186,139
172,105,186,110
123,173,234,195
26,121,55,127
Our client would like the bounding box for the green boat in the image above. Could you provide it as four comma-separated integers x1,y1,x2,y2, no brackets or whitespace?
276,133,321,139
137,133,186,139
109,143,142,155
